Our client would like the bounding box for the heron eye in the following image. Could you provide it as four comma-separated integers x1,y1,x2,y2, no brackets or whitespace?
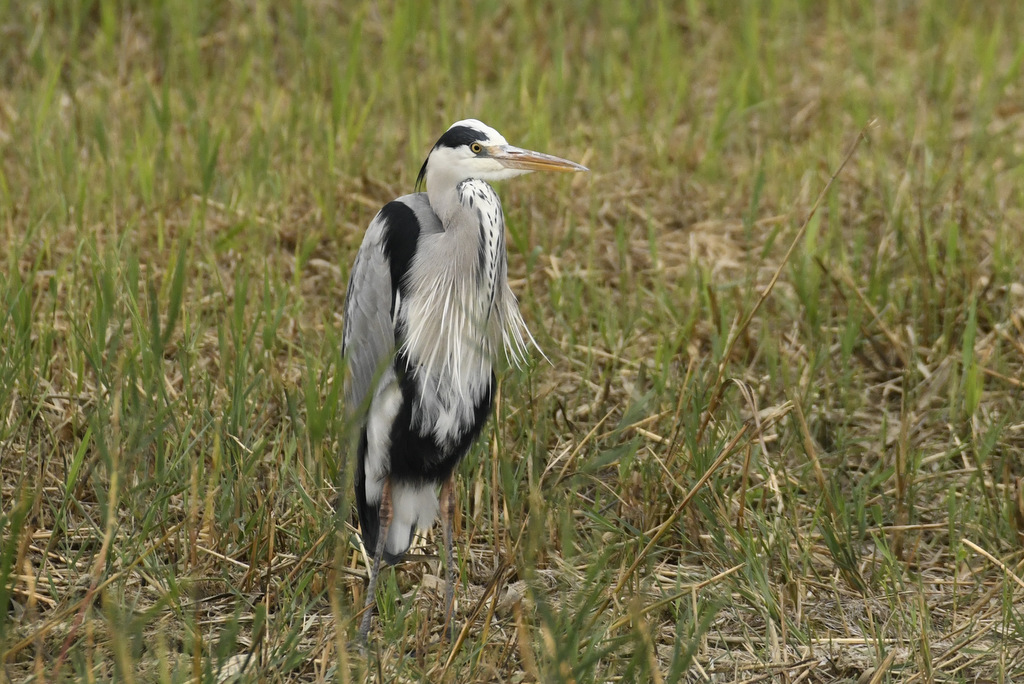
470,143,483,154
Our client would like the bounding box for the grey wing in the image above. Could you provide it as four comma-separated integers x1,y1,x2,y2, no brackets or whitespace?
342,216,393,416
341,193,441,416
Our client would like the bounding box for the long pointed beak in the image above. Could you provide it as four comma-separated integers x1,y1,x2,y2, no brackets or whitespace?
489,145,589,173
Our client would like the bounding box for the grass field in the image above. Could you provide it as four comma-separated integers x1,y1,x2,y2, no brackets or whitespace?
2,1,1024,681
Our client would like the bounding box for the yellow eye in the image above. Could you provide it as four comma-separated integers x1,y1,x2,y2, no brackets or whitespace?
470,143,483,154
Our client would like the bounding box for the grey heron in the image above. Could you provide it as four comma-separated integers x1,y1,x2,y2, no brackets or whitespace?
341,119,587,640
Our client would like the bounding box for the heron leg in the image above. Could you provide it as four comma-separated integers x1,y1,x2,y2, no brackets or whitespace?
440,475,456,640
359,479,392,642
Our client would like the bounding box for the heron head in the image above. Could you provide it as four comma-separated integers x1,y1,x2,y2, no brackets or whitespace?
416,119,587,193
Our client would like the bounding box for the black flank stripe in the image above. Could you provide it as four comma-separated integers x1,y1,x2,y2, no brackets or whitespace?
387,364,495,487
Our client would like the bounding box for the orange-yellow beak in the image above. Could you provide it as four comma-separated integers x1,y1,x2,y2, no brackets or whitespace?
489,145,589,173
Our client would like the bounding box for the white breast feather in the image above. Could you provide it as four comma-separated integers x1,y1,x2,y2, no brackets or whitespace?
398,180,539,444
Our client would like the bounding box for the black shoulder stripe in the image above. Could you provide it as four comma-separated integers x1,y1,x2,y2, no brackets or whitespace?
379,201,420,317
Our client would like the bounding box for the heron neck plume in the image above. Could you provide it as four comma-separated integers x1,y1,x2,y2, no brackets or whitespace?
400,180,538,395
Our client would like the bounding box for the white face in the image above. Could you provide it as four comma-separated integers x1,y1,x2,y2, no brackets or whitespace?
426,120,525,188
421,119,588,194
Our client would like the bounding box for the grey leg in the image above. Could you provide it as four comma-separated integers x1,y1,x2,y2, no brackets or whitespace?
359,479,392,642
440,476,456,639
